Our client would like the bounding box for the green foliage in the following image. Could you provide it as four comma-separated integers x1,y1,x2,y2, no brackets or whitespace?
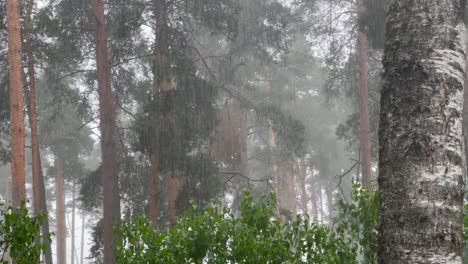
116,193,357,264
0,202,50,264
336,183,378,264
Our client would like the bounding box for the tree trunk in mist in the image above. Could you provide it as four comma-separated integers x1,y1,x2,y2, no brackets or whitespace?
357,0,372,189
25,0,41,216
92,1,120,263
6,0,26,207
167,167,181,226
298,160,308,216
268,125,281,216
463,24,468,176
56,158,66,264
80,213,85,264
71,182,76,264
24,2,53,263
149,154,159,224
378,1,466,263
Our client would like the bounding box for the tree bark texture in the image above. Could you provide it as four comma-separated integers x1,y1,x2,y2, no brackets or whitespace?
92,1,120,263
71,181,76,264
56,158,66,264
379,1,466,263
357,0,372,188
6,0,26,207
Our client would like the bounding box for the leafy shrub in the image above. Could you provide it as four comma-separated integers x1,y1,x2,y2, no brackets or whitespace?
116,193,358,264
336,183,378,264
0,201,49,264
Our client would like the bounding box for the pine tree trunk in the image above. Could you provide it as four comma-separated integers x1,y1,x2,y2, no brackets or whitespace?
149,153,159,224
357,0,372,188
56,158,66,264
167,167,180,226
92,1,120,263
6,0,26,207
378,1,466,263
24,2,53,262
299,160,308,216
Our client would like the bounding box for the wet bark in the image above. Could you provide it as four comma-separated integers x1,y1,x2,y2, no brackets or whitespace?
6,0,26,207
92,1,120,263
378,1,466,263
56,158,66,264
357,0,372,188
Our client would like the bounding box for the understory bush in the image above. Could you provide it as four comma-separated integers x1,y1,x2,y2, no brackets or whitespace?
116,191,375,264
0,202,48,264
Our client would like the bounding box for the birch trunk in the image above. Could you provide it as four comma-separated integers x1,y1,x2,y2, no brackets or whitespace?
378,1,466,263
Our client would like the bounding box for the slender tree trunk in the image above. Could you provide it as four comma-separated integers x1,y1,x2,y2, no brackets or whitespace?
71,182,76,264
6,0,26,207
167,167,180,226
92,1,120,263
56,158,66,264
24,2,53,263
298,160,308,216
24,0,40,216
463,24,468,175
149,153,159,224
318,186,324,222
357,0,372,188
80,212,85,264
378,1,466,263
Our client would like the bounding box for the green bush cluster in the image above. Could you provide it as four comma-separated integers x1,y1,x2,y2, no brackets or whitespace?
116,193,361,264
0,202,48,264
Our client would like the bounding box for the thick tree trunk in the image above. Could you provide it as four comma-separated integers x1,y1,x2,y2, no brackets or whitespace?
357,0,372,188
378,1,466,263
6,0,26,207
167,167,180,226
149,153,159,224
92,1,120,263
56,158,66,264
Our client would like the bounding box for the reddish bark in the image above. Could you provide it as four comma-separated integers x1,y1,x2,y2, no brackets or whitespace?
6,0,26,207
299,160,309,216
92,1,120,263
167,167,181,226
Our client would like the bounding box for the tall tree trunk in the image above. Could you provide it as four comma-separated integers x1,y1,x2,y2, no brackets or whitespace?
357,0,372,188
148,0,170,225
149,153,159,224
71,181,76,264
56,158,66,264
463,24,468,175
318,186,324,222
92,1,120,263
80,212,85,264
6,0,26,207
24,2,53,262
378,1,466,263
167,167,180,226
298,160,308,216
25,0,41,216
